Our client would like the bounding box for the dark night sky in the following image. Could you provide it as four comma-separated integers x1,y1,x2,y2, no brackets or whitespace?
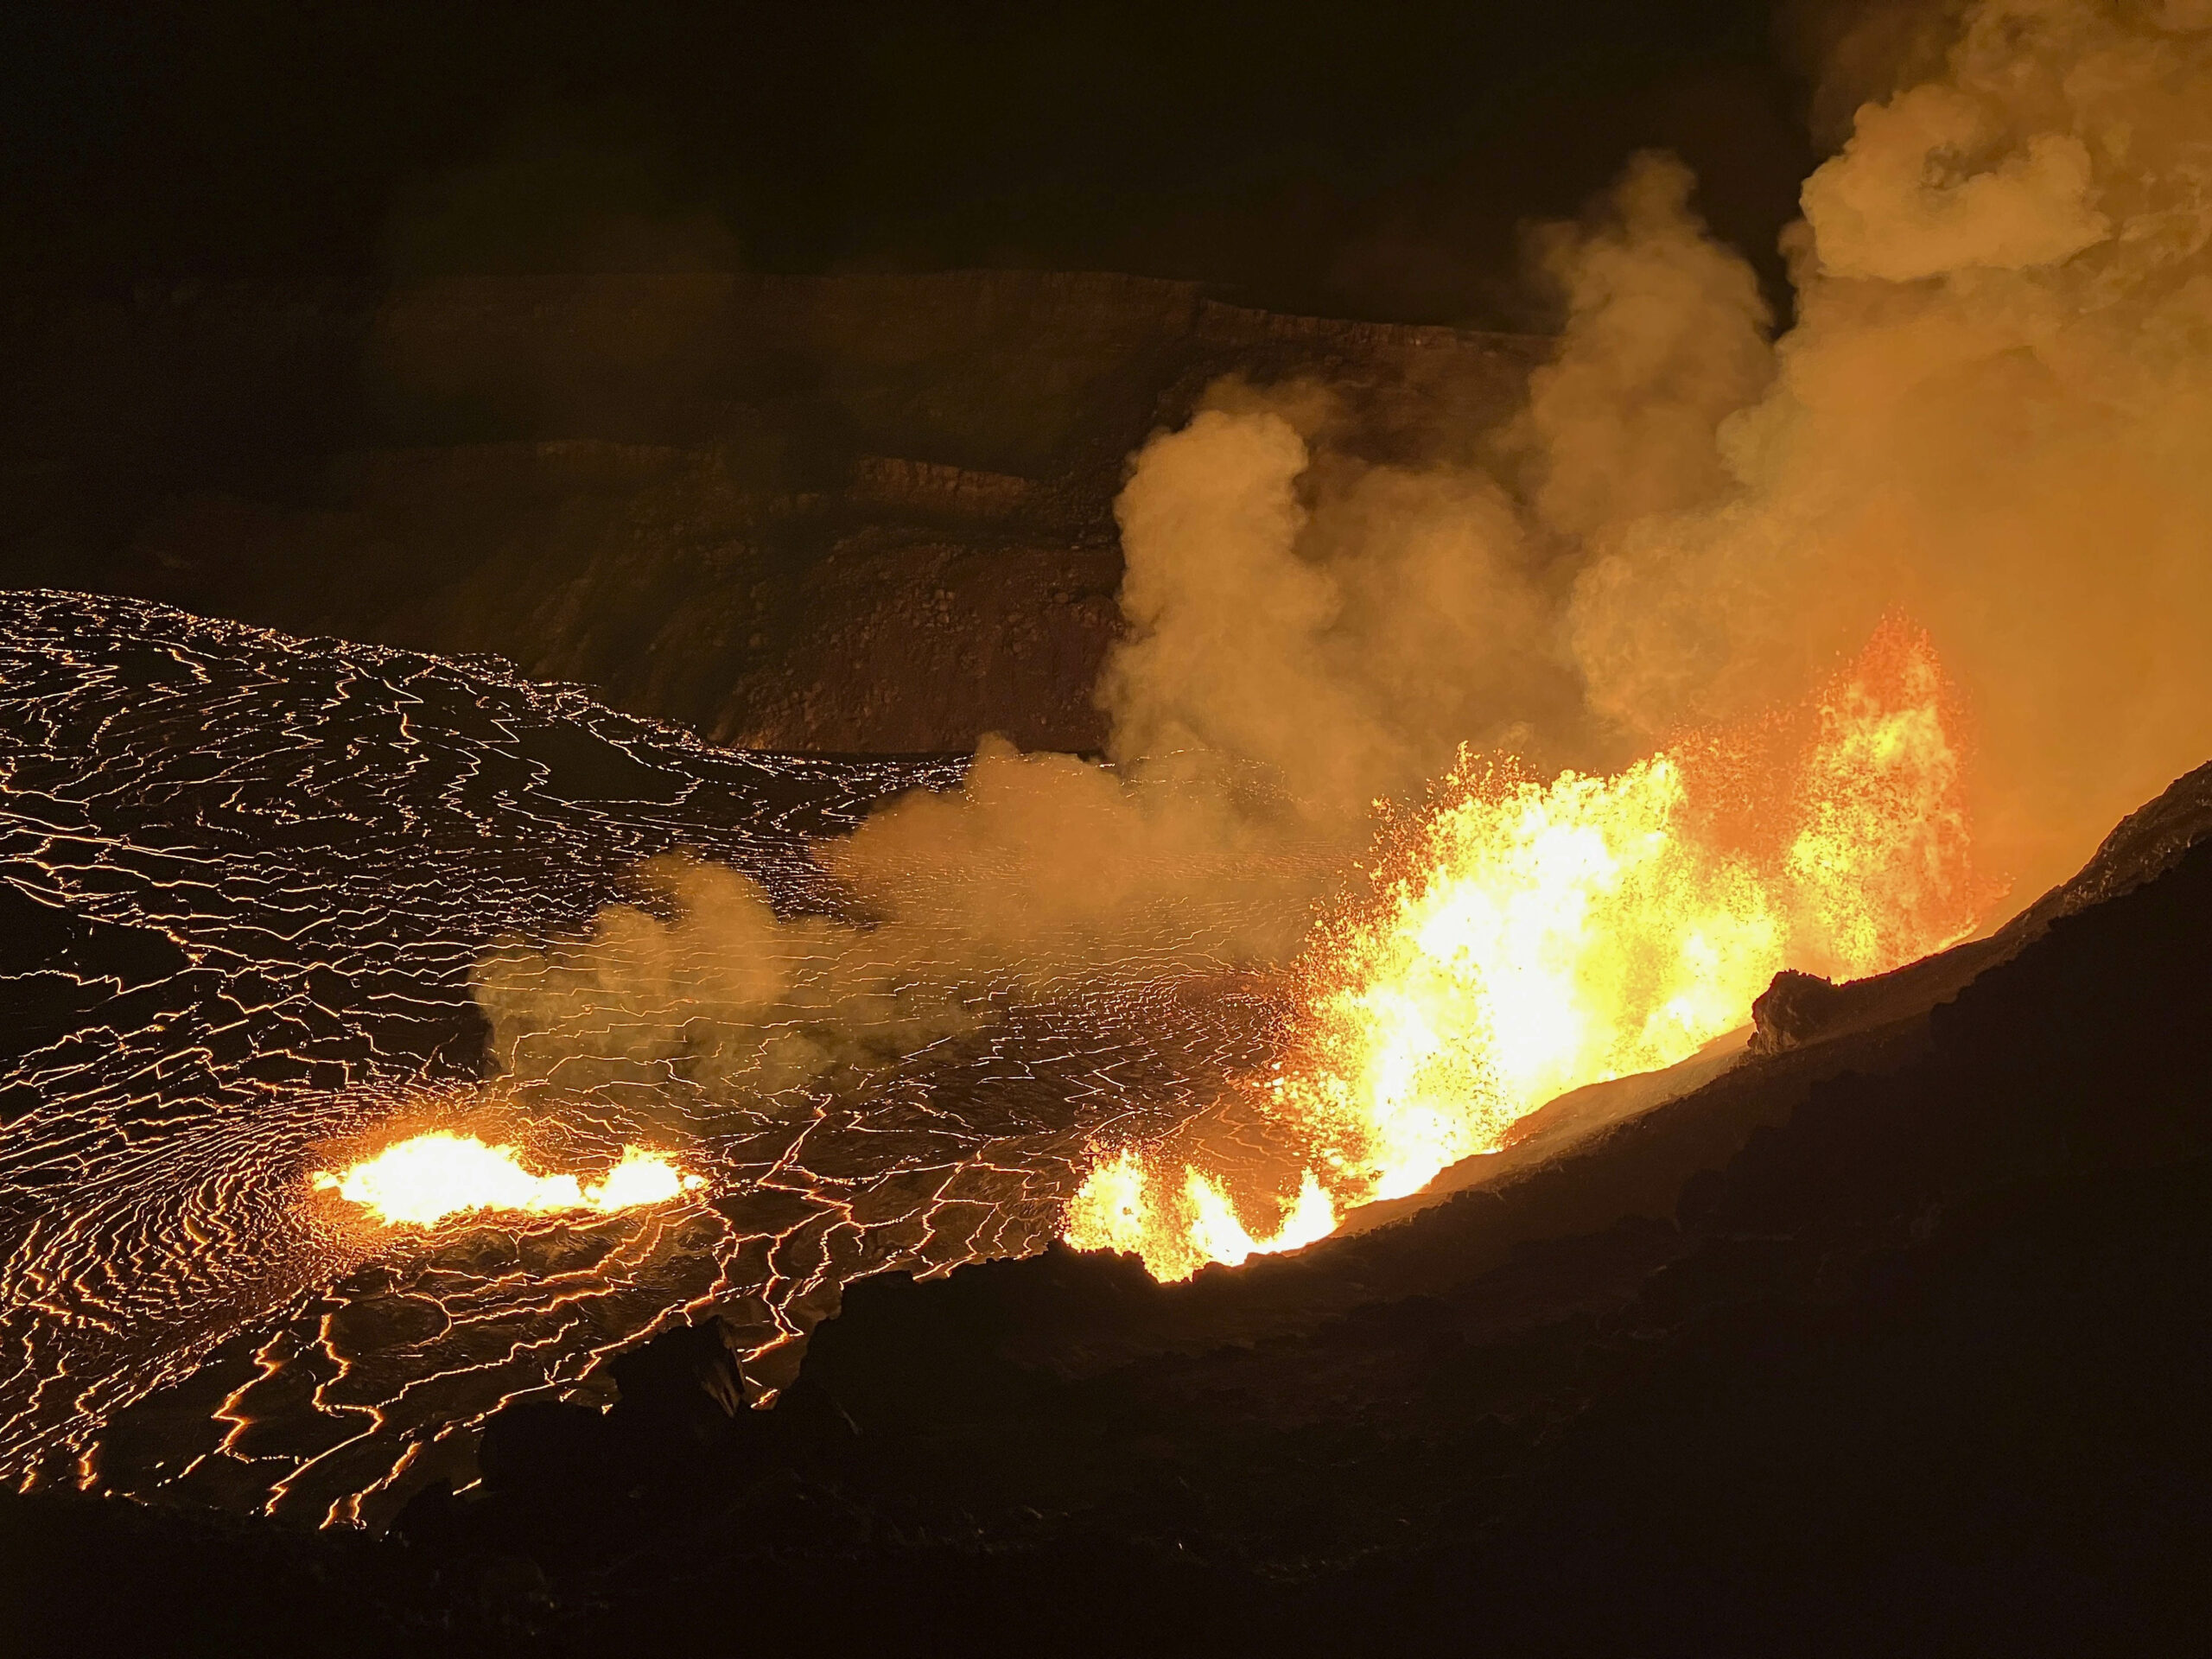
0,1,1821,322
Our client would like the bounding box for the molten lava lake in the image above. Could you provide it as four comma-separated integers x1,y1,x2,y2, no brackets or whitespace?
0,594,1290,1527
0,594,1989,1530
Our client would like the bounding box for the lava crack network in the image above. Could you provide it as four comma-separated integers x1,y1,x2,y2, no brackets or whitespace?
0,594,1267,1527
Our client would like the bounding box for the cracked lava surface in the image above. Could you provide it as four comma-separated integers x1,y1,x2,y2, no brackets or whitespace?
0,593,1281,1527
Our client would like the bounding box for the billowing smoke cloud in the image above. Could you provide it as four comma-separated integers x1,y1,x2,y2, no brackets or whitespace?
1102,387,1581,823
480,0,2212,1119
1092,148,1777,826
1522,151,1777,540
1572,0,2212,895
476,741,1335,1100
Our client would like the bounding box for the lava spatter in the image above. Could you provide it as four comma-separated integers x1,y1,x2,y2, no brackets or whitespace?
1070,620,1995,1280
313,1134,704,1227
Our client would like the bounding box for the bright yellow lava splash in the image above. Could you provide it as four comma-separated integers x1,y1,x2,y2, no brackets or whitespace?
1069,619,1995,1281
1065,1151,1339,1274
312,1132,704,1227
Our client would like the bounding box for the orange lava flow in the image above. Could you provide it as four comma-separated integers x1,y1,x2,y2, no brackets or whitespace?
1068,619,1996,1281
311,1132,705,1228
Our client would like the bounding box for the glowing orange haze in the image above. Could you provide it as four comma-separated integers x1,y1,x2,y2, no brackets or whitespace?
313,1132,703,1227
1068,620,1994,1280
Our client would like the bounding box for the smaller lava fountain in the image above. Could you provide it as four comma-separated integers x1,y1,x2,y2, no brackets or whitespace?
1070,619,1999,1279
312,1133,704,1228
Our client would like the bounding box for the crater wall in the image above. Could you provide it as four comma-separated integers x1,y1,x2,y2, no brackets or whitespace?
1,272,1542,752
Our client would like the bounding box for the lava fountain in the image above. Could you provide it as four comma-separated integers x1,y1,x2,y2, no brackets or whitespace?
313,1132,705,1228
1069,619,1997,1279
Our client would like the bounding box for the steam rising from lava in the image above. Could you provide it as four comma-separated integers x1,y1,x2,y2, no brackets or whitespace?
1070,620,1990,1277
1065,0,2212,1273
1570,0,2212,893
456,0,2212,1280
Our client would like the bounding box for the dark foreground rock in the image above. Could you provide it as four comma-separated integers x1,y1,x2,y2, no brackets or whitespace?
1747,966,1842,1052
10,765,2212,1656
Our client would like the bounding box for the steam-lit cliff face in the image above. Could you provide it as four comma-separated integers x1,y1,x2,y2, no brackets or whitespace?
2,272,1541,753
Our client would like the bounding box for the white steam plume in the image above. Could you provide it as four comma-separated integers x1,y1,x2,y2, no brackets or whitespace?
479,0,2212,1122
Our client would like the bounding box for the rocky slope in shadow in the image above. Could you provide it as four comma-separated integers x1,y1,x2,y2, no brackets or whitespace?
3,272,1541,753
10,761,2209,1656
